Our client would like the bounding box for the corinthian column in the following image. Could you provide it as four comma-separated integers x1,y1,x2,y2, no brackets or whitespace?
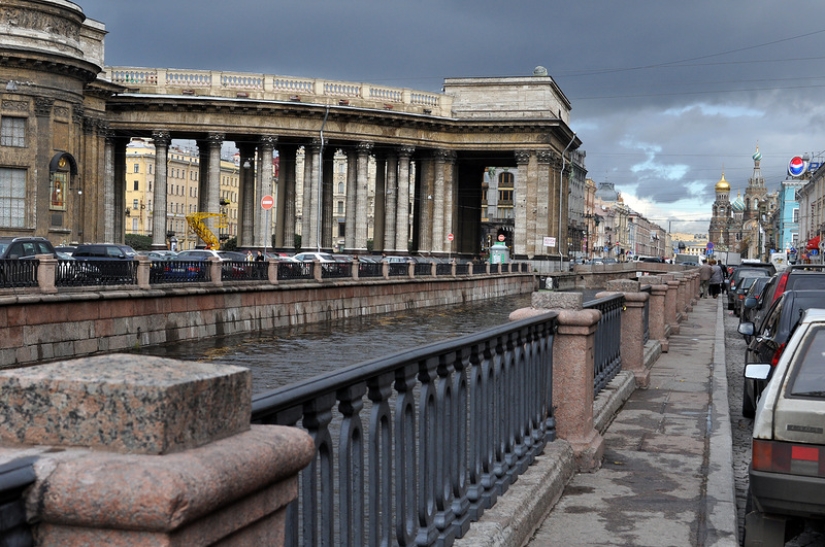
432,149,449,253
344,149,357,252
384,154,398,252
355,141,373,252
257,135,277,248
150,131,171,250
396,146,414,253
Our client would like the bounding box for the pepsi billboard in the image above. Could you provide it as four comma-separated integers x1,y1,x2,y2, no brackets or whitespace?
788,155,824,177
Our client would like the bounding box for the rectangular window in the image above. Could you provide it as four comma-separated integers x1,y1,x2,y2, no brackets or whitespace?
133,199,139,210
133,164,139,173
0,117,26,147
0,168,27,227
133,180,139,191
793,208,799,223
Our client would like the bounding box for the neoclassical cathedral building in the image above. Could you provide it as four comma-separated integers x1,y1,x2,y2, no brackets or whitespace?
708,148,774,259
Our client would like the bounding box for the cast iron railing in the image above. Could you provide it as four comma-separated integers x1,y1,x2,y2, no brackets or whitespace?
585,293,624,396
251,312,558,547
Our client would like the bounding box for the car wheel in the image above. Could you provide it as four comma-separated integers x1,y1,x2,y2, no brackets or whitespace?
742,378,755,419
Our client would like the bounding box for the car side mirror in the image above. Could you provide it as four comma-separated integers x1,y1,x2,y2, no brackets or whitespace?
738,322,755,336
744,364,771,381
744,297,757,309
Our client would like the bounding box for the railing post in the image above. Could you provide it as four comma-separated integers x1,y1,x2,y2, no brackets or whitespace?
408,260,415,279
36,254,57,294
529,292,604,472
314,260,323,282
135,256,151,290
451,259,457,277
645,276,670,352
209,256,223,287
431,261,437,277
268,258,279,285
382,260,389,279
600,280,650,388
352,256,360,281
661,274,681,335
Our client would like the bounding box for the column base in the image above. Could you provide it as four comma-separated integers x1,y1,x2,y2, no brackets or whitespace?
567,428,605,473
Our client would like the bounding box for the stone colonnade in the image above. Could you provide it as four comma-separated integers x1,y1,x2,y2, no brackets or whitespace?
104,130,569,258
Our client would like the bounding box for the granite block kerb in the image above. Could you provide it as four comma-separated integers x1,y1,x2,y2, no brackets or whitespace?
0,354,251,455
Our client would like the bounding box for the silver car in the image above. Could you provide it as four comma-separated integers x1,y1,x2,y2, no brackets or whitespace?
743,308,825,545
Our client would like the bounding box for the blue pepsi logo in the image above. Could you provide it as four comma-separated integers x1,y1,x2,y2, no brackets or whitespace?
789,156,806,177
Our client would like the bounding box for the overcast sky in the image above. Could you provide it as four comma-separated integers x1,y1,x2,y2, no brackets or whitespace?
75,0,825,234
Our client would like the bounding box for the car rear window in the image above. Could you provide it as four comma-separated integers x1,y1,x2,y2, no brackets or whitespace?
790,326,825,397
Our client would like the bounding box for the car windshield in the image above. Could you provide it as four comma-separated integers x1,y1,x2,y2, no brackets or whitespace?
790,326,825,397
0,243,7,255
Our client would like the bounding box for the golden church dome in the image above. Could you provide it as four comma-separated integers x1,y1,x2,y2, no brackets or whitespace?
715,173,730,192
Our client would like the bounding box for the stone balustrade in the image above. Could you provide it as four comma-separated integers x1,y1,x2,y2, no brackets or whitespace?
103,67,452,116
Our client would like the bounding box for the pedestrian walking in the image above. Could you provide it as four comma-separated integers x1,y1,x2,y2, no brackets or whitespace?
255,250,265,262
699,259,712,298
709,259,723,299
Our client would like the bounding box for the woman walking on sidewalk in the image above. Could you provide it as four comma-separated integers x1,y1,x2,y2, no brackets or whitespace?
709,259,723,298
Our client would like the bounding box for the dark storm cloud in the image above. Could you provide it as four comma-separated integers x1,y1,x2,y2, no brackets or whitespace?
77,0,825,232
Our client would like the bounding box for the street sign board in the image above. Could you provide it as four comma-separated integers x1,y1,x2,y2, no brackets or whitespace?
447,233,454,241
261,195,274,210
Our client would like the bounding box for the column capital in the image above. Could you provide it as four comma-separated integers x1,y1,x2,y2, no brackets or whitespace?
398,145,415,158
207,132,225,146
357,141,374,154
433,148,454,162
259,134,278,147
151,131,171,147
515,150,532,165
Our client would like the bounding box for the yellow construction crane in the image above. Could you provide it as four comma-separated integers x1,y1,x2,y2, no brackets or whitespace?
185,212,228,249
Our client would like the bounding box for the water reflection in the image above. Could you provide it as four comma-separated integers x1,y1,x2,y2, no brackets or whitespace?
136,294,532,394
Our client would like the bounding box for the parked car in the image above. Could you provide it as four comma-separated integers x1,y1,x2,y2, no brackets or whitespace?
732,275,763,317
740,276,770,326
293,252,337,263
727,265,774,311
749,264,825,329
0,236,58,286
71,243,136,284
742,308,825,544
175,249,225,261
54,245,76,256
738,289,825,418
139,250,178,261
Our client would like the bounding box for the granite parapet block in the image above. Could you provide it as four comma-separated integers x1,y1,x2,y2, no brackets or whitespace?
0,354,251,455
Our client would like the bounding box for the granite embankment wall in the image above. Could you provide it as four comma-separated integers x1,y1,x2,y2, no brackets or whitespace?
0,274,535,368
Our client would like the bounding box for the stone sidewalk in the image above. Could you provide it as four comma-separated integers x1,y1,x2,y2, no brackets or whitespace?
456,296,737,547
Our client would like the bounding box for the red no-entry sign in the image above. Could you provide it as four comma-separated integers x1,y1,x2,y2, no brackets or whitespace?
447,233,454,241
261,195,274,210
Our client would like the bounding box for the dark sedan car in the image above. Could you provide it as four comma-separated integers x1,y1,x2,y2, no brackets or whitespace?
727,265,774,311
738,289,825,418
732,275,762,318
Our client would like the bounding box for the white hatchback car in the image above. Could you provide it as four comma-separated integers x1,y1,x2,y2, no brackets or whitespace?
292,252,337,263
743,308,825,545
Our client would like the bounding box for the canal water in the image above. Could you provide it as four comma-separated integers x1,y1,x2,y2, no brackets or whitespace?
136,294,533,395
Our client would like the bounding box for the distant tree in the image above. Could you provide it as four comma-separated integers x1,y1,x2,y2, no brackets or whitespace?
125,234,152,250
223,237,238,251
294,234,302,251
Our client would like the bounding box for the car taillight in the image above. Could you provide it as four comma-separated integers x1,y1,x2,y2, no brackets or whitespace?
752,439,825,477
770,342,787,367
772,273,789,304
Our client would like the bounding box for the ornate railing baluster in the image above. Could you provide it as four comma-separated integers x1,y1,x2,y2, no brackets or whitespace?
338,383,366,547
395,364,418,546
416,357,439,546
367,373,394,547
301,394,336,547
450,347,471,538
